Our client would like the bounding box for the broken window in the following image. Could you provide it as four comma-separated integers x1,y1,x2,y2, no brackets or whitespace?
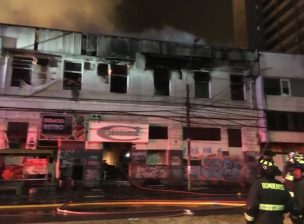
194,71,210,98
81,34,97,56
154,68,170,96
63,61,82,90
11,56,33,87
110,64,128,93
227,129,242,147
7,122,28,148
149,126,168,139
183,127,221,141
230,74,244,100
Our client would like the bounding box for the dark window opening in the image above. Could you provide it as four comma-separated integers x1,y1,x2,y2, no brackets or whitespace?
81,34,97,56
264,78,281,95
149,126,168,139
110,64,128,93
194,72,210,98
154,68,170,96
7,122,28,148
183,127,221,141
97,63,108,77
63,61,82,91
230,74,244,100
11,56,33,87
266,111,304,131
228,129,242,147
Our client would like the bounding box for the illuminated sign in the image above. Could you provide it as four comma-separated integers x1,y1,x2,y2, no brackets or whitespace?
97,125,140,141
88,122,148,143
41,114,73,135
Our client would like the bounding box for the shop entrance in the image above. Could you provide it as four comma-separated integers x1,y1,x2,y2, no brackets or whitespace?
102,142,131,181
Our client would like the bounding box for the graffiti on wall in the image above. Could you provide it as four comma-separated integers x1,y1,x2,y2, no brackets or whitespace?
133,165,168,179
191,154,258,183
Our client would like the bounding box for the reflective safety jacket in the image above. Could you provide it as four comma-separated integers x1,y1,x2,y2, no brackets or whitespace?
244,176,292,224
290,178,304,224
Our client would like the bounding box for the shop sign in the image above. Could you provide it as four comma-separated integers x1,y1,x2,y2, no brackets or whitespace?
88,122,148,143
41,114,73,135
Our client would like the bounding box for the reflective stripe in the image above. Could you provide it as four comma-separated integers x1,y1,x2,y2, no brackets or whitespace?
259,204,284,211
244,212,255,222
285,173,294,181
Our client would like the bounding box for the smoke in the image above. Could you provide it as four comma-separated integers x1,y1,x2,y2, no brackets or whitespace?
0,0,233,46
116,26,206,44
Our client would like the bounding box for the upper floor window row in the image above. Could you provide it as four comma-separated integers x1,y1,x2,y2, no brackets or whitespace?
264,78,304,97
10,58,245,100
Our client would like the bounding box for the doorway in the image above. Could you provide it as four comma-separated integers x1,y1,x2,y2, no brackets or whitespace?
102,142,131,181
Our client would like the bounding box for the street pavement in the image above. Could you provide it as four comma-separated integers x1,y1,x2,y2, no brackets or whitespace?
0,181,248,223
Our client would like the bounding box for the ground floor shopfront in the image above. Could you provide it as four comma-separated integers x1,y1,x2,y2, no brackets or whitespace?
0,110,260,193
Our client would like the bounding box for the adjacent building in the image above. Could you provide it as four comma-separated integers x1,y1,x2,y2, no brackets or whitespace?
233,0,304,54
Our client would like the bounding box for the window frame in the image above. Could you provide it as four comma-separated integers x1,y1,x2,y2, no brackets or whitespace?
194,71,210,99
230,74,245,101
63,61,83,90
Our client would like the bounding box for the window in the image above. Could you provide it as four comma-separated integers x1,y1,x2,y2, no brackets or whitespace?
227,129,242,147
154,68,170,96
81,34,97,56
63,61,82,90
194,72,210,98
149,126,168,139
7,122,28,148
183,127,221,141
266,111,304,131
110,64,128,93
230,74,244,100
11,56,33,87
97,63,109,77
281,79,290,96
264,78,290,96
146,150,166,165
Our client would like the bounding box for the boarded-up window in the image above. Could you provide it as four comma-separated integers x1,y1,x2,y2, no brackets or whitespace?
110,64,128,93
194,72,210,98
154,69,170,96
228,129,242,147
11,56,33,87
183,127,221,141
230,74,244,100
7,122,28,148
149,126,168,139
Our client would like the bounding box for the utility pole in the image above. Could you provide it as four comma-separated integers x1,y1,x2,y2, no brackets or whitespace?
186,83,191,191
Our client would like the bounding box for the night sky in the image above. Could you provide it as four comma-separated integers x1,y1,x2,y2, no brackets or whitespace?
0,0,233,46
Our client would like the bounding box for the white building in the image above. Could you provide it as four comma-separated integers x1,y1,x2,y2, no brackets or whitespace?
256,52,304,170
0,24,260,190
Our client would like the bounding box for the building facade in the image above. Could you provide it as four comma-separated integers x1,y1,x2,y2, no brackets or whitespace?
256,51,304,168
233,0,304,54
0,24,260,191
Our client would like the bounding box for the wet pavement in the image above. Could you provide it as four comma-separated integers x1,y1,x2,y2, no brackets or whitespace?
0,182,248,223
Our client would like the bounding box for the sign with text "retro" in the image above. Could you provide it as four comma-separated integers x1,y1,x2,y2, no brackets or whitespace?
88,122,148,143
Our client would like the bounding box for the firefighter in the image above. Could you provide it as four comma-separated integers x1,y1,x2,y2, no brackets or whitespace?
289,154,304,224
244,157,292,224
